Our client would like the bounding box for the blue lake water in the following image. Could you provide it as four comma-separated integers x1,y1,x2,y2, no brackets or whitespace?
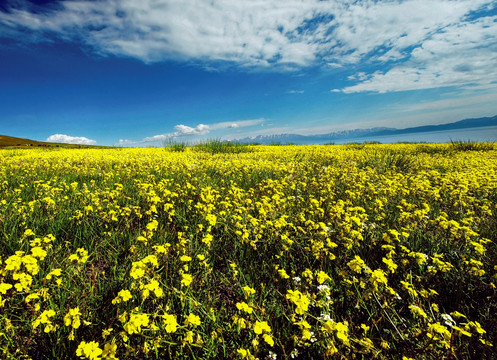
329,125,497,144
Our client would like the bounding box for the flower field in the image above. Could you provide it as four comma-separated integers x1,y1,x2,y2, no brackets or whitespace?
0,143,496,359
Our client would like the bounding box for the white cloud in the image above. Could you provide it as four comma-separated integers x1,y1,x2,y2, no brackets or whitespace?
118,139,139,145
46,134,97,145
137,118,265,144
3,0,495,92
209,118,264,130
173,124,210,136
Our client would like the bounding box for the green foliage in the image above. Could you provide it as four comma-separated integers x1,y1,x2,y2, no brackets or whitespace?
359,149,417,173
193,139,253,154
163,138,188,152
450,139,494,151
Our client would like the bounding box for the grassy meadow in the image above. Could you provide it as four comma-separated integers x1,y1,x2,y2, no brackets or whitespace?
0,142,496,359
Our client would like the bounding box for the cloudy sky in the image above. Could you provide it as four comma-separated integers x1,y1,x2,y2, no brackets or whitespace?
1,0,496,145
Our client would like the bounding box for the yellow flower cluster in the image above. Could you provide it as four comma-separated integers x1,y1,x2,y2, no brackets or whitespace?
0,143,495,359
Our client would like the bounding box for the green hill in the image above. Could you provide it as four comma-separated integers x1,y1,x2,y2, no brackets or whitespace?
0,135,108,149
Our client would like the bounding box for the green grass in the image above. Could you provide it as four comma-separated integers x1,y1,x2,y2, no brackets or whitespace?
193,139,254,154
450,139,494,151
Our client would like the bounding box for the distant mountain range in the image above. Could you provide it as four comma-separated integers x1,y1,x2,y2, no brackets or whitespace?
235,115,497,144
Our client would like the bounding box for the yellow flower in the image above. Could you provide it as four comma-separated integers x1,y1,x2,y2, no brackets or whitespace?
202,234,213,247
382,257,398,273
102,343,118,360
286,289,309,315
64,307,82,329
369,269,388,291
237,348,254,359
45,268,62,280
181,273,193,287
76,341,103,360
32,309,56,333
236,302,253,314
409,305,428,319
242,285,256,298
0,283,13,294
141,280,163,299
123,313,149,334
253,321,271,335
31,246,47,260
278,269,290,279
129,261,147,280
322,320,350,346
112,289,133,304
316,270,330,284
347,255,367,273
162,313,178,333
263,334,274,346
185,313,201,327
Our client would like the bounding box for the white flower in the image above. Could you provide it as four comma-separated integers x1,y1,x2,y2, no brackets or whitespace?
441,313,456,327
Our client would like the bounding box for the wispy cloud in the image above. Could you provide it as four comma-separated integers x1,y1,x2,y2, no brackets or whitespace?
127,118,265,145
1,0,495,93
46,134,96,145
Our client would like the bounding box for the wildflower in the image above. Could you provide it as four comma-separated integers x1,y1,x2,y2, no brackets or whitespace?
69,248,89,264
0,283,13,294
369,269,388,291
102,328,113,339
237,348,254,359
409,305,428,319
32,309,56,333
242,285,256,298
183,331,194,344
64,307,82,329
278,269,290,279
441,314,456,327
45,268,62,280
124,313,149,334
23,229,36,237
102,343,118,360
153,244,170,254
236,301,253,314
181,273,193,287
322,320,350,346
286,289,310,315
162,313,178,333
185,313,201,327
266,351,277,360
5,252,23,272
427,322,451,347
263,334,274,346
31,246,47,260
205,213,217,226
253,321,271,335
141,280,163,299
347,256,367,273
382,257,398,273
129,261,147,280
76,341,103,360
112,290,133,304
316,270,330,284
202,234,213,247
232,315,248,329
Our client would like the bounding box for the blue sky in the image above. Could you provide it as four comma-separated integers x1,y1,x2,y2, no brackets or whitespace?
1,0,496,146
